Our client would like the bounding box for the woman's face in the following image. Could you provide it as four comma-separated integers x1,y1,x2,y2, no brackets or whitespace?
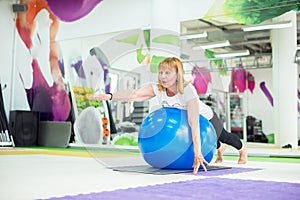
158,67,177,89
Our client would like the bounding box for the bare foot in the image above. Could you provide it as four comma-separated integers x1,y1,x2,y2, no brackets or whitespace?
238,146,247,164
215,145,226,163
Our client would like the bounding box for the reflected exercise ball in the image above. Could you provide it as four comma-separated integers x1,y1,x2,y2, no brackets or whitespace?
138,107,217,169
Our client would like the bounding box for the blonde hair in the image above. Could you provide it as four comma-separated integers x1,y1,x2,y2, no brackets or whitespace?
157,57,191,94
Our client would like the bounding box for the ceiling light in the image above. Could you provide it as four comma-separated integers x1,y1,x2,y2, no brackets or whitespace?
192,40,230,50
214,50,250,58
179,32,208,40
242,21,292,32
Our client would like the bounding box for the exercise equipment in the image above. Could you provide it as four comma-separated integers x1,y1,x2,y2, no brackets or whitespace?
102,117,110,137
9,110,39,146
0,83,14,147
74,106,103,144
138,107,217,169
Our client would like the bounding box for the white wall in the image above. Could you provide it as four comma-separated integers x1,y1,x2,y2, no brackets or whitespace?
179,0,217,21
246,68,273,134
56,0,152,41
55,0,216,41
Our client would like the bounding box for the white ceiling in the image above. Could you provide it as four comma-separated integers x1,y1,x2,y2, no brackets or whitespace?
180,11,300,69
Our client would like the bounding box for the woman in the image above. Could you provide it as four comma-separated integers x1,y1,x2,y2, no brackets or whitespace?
90,57,247,174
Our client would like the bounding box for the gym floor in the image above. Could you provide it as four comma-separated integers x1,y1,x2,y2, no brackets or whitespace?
0,145,299,200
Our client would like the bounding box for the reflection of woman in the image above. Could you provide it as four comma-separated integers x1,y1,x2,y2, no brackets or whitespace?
90,57,247,174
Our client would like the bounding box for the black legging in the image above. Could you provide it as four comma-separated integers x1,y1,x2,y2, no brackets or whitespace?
209,111,243,150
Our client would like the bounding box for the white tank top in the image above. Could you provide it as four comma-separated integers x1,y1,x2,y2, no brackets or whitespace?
152,83,213,120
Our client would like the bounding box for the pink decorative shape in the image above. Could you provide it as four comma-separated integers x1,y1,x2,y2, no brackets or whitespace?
46,0,103,22
234,69,246,92
27,59,70,121
229,68,247,93
247,71,255,93
192,66,211,94
260,81,273,107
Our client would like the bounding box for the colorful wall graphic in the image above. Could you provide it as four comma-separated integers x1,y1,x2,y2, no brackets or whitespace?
204,0,299,25
46,0,102,22
16,0,70,121
15,0,105,121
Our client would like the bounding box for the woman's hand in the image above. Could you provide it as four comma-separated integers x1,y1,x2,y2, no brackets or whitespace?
89,94,111,101
192,154,209,174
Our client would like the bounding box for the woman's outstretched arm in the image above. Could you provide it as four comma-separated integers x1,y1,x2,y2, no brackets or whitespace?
89,85,155,102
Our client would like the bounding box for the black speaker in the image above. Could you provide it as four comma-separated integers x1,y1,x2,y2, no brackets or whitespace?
12,4,27,13
9,110,40,146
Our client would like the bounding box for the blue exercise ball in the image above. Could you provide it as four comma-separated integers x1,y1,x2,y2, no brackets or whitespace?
138,107,217,169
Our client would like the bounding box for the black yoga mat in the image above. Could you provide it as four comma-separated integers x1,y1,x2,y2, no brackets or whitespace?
110,164,232,175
